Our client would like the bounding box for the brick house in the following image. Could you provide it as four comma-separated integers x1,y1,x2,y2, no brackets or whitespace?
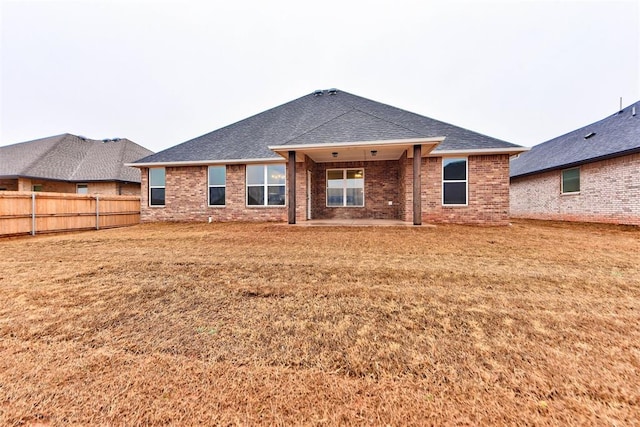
510,101,640,225
0,134,153,195
130,89,526,225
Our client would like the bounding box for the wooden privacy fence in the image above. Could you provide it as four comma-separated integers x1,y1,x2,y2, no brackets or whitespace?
0,191,141,237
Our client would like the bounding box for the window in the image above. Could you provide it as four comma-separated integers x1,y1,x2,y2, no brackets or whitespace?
32,185,43,192
208,166,226,206
76,184,88,194
442,158,467,205
562,167,580,194
326,169,364,207
149,167,166,206
246,164,286,206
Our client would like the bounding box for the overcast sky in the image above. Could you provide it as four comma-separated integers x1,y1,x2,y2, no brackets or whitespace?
1,0,638,152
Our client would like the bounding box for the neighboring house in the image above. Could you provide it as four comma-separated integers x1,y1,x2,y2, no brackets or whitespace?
0,133,154,195
130,89,527,225
510,101,640,226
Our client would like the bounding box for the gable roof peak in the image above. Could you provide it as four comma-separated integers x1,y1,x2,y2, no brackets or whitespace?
133,88,523,165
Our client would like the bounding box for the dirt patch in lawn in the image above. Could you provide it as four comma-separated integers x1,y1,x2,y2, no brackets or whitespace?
1,220,639,425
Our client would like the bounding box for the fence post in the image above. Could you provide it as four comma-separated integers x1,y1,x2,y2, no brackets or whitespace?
96,195,100,230
31,192,36,236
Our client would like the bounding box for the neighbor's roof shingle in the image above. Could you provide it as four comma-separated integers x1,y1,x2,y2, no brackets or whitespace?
134,89,521,164
0,134,154,183
510,100,640,178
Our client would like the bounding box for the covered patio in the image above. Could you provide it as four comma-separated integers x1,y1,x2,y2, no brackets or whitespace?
269,138,443,226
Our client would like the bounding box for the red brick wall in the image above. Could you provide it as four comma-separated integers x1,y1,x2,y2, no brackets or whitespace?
510,152,640,225
118,183,141,196
293,156,315,221
397,155,510,225
0,179,18,191
7,178,135,195
140,165,287,222
138,154,511,225
426,155,509,225
18,178,76,193
85,182,121,194
398,152,409,221
311,160,401,220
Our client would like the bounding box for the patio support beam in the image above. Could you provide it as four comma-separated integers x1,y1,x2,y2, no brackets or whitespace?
413,144,422,225
288,151,296,224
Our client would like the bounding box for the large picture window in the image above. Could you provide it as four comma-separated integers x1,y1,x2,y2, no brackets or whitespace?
326,169,364,207
442,158,467,205
149,167,166,206
246,164,286,206
561,167,580,194
208,166,226,206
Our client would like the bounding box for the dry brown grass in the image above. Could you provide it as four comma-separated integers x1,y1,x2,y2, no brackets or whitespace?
1,220,639,425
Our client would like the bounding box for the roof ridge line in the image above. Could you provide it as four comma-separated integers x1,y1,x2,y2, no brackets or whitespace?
281,108,359,145
69,135,97,180
22,133,73,177
282,107,424,145
531,99,640,148
114,138,129,180
350,107,423,136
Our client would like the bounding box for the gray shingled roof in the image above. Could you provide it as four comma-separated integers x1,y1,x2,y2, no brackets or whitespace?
134,89,521,164
0,133,154,183
510,101,640,178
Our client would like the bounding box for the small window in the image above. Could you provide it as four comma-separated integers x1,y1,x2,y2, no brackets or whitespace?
149,167,166,206
76,184,88,194
32,185,43,192
208,166,226,206
246,164,286,206
562,168,580,194
326,169,364,207
442,158,467,205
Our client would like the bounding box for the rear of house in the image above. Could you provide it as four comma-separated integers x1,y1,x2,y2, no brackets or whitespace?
510,101,640,225
131,89,527,225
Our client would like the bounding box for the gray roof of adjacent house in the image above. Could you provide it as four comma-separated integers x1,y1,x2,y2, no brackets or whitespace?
133,89,522,164
0,133,154,183
510,101,640,178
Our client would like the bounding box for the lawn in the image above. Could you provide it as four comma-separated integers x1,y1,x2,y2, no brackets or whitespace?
0,220,639,425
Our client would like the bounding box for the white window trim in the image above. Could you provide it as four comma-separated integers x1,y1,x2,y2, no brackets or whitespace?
326,168,365,208
76,183,88,194
246,164,287,207
208,165,226,207
149,167,166,207
561,167,581,195
442,157,468,207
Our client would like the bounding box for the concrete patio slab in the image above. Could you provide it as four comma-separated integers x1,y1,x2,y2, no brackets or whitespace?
291,219,436,227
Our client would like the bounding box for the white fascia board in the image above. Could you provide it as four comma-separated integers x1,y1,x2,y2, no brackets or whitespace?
125,157,285,168
431,146,531,156
268,137,444,152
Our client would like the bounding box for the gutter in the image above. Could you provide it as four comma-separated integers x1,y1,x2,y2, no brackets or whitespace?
126,157,285,168
433,146,530,156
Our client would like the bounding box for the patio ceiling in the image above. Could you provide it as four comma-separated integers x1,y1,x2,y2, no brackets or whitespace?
269,138,443,163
